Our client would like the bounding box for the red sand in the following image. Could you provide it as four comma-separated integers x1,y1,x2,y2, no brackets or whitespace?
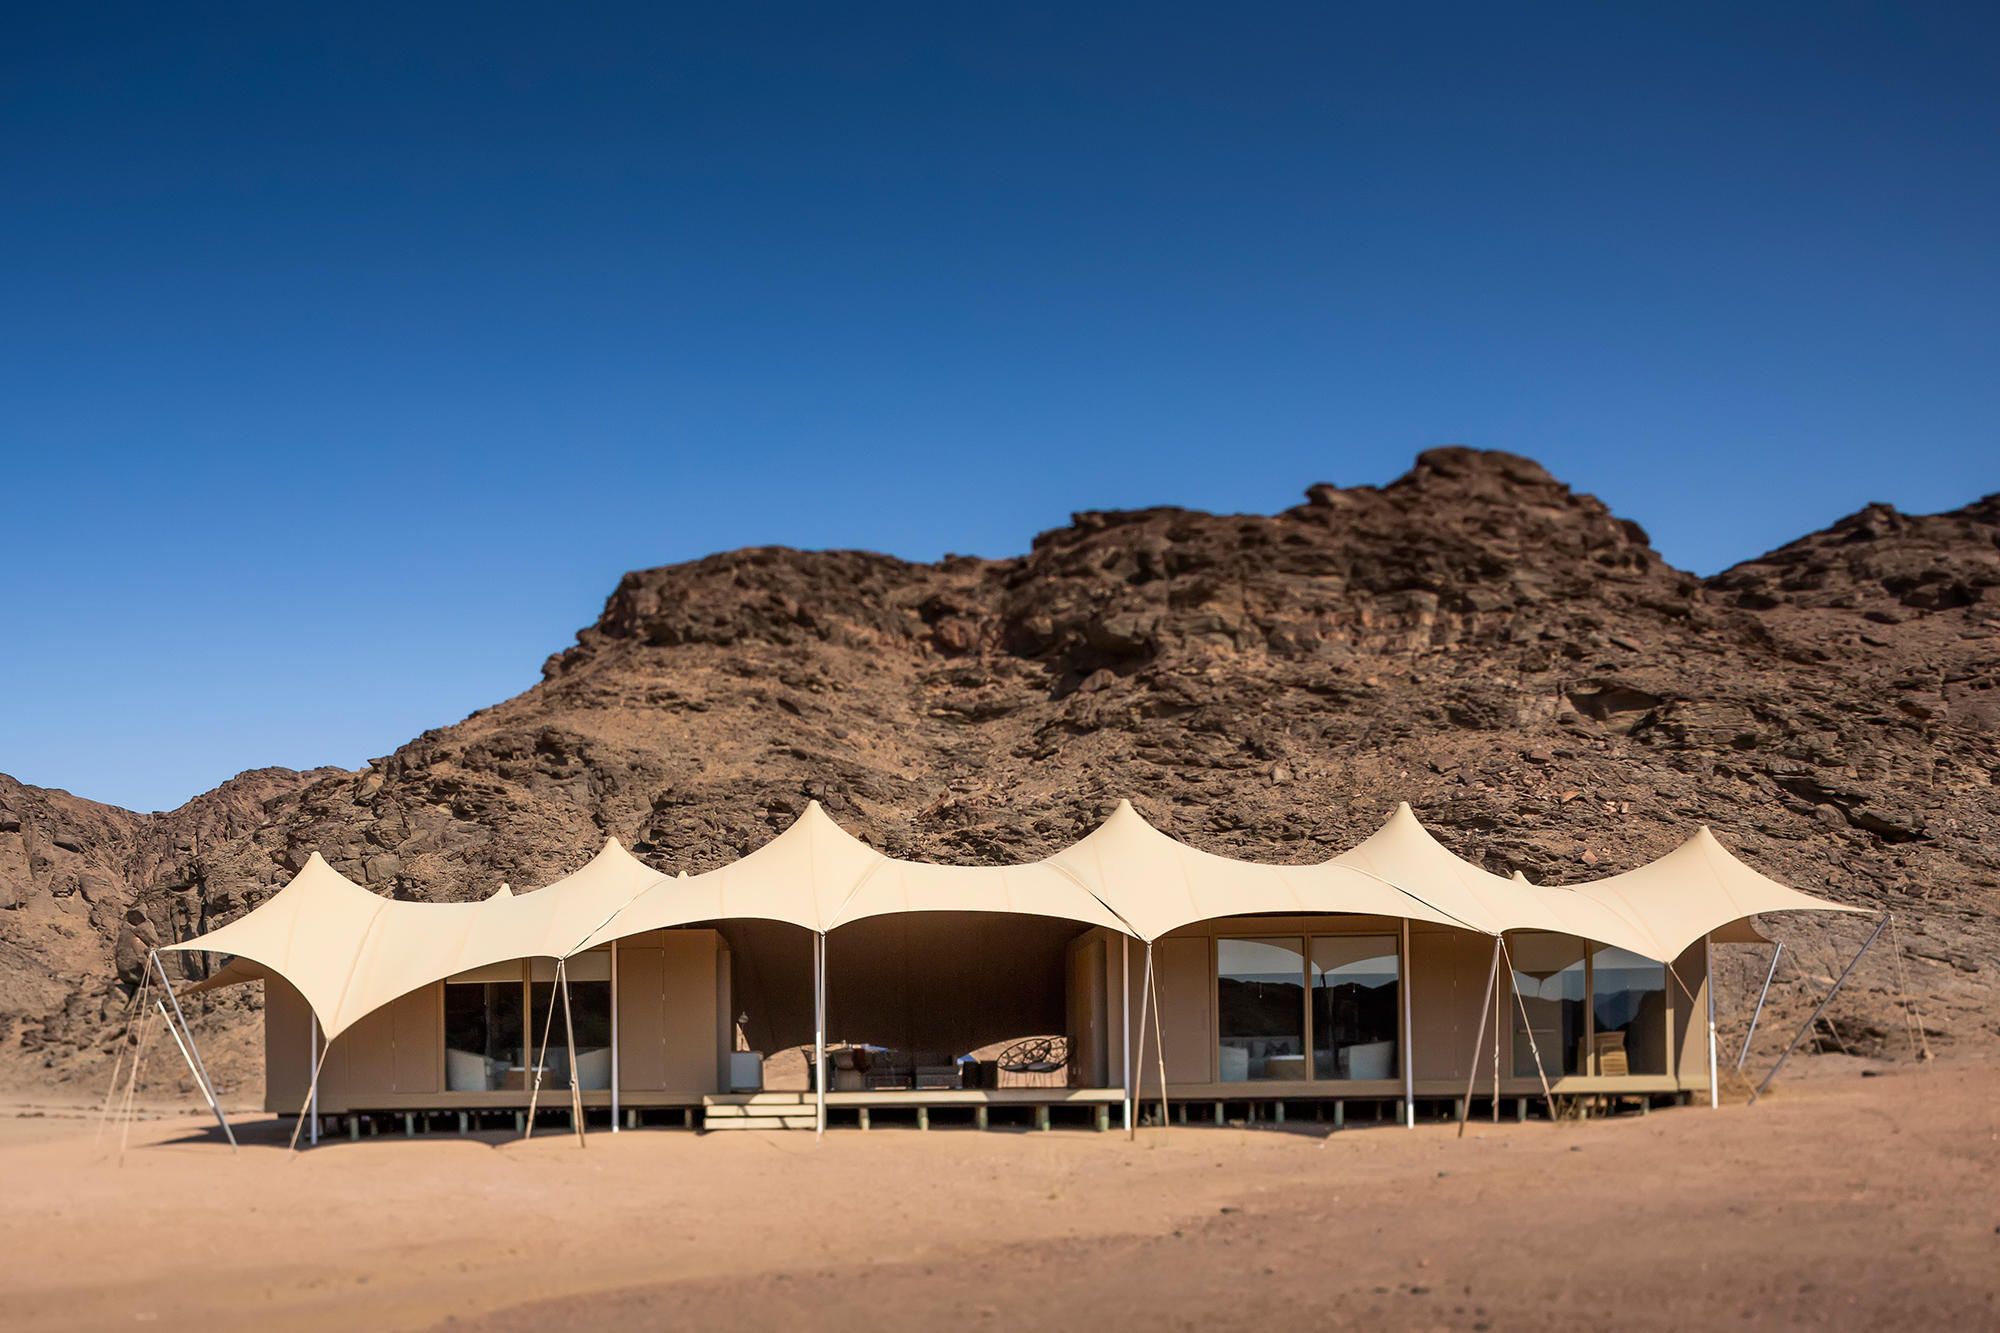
7,1061,1996,1331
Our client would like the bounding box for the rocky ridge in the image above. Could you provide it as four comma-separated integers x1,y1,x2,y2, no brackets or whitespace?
3,448,1995,1096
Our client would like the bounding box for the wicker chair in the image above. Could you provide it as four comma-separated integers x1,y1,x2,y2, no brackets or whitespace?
994,1035,1071,1088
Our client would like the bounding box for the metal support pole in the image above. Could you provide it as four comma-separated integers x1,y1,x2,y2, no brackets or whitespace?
153,1000,236,1151
1400,918,1415,1128
813,931,827,1139
609,940,621,1133
1736,942,1783,1071
1129,942,1150,1141
308,1010,320,1146
1704,934,1719,1109
1146,942,1169,1135
525,960,562,1139
1754,914,1889,1102
1457,938,1502,1138
558,959,585,1146
1499,936,1558,1117
149,951,236,1151
1491,951,1502,1122
1120,934,1132,1134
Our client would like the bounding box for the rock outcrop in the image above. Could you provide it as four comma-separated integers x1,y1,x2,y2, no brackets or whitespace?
4,448,1994,1095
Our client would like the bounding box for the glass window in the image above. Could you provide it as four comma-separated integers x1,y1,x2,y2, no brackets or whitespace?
1510,934,1585,1078
1311,935,1400,1079
1590,946,1667,1076
1217,937,1306,1081
444,971,525,1092
529,955,615,1091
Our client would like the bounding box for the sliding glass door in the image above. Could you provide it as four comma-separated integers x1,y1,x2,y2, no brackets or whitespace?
1217,931,1403,1084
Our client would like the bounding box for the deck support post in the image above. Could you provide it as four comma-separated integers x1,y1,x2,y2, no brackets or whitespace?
1036,1105,1051,1132
1736,942,1783,1071
1333,1100,1343,1130
1492,955,1502,1123
1120,934,1132,1135
558,959,586,1146
975,1106,987,1131
309,1011,320,1146
1704,934,1719,1109
813,931,827,1139
609,939,621,1133
1400,918,1415,1128
917,1106,929,1132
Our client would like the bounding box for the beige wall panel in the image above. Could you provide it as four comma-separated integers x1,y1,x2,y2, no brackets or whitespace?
322,987,442,1098
325,1003,391,1097
1671,941,1710,1084
715,946,733,1093
659,930,721,1094
1067,934,1108,1087
393,984,442,1094
615,946,670,1091
1411,928,1492,1083
1104,930,1132,1089
1157,936,1213,1085
263,975,312,1112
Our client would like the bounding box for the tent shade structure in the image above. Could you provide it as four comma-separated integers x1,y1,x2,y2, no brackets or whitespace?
149,795,1862,1138
1570,826,1862,961
1045,801,1474,942
160,839,672,1040
1333,804,1667,959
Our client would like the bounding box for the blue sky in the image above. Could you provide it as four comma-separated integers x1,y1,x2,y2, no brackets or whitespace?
3,4,1995,812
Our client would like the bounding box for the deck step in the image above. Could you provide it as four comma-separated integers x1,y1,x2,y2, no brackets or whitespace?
703,1113,816,1131
702,1099,810,1115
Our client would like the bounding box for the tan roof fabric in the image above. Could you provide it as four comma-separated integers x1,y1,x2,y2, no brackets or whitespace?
161,799,1854,1037
577,803,878,943
165,840,672,1038
1570,826,1858,960
161,853,396,1038
176,954,271,998
827,857,1131,932
578,803,1132,944
1046,800,1473,942
1710,917,1774,946
1332,804,1667,958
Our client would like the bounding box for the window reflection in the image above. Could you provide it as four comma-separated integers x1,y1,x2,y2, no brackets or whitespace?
444,966,525,1091
1510,933,1585,1077
1590,946,1667,1075
1311,935,1399,1079
528,954,614,1091
1217,937,1306,1081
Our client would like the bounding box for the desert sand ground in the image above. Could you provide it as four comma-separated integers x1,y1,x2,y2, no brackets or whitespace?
6,1060,1995,1332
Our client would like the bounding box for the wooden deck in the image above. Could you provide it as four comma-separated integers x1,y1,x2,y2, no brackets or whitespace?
305,1078,1699,1135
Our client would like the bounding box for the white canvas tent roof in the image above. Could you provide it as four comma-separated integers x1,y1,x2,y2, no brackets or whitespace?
1570,825,1860,960
161,839,672,1039
575,801,1133,943
162,797,1852,1037
1332,804,1670,958
1045,801,1476,942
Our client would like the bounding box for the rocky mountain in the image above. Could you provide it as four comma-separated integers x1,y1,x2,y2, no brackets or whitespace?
4,448,1995,1097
